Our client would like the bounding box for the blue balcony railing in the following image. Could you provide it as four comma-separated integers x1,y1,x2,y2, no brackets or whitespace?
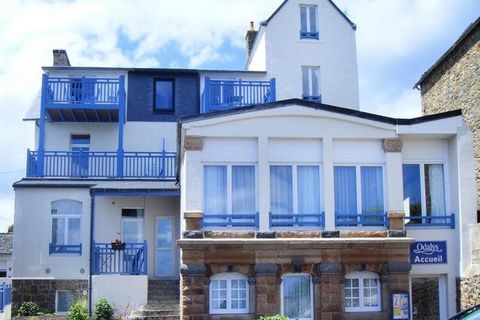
201,213,259,229
270,212,325,228
92,241,147,275
49,243,82,255
27,149,177,179
202,77,276,113
404,214,455,229
335,213,388,227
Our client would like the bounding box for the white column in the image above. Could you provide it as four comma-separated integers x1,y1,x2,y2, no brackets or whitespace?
323,137,335,230
258,136,270,231
181,150,203,232
385,152,404,211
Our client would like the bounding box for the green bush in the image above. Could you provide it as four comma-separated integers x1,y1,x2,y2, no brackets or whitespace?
94,299,114,320
17,301,40,316
67,299,90,320
258,315,289,320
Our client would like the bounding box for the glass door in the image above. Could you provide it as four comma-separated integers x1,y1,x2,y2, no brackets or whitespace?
155,216,175,277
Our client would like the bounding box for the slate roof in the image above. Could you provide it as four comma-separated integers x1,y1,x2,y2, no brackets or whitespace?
0,233,13,254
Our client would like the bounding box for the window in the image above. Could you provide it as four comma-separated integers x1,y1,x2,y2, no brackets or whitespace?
50,200,82,255
334,166,385,226
403,163,446,219
281,274,313,319
345,272,381,312
56,290,75,314
122,209,144,243
154,79,174,111
70,135,90,177
300,5,318,39
209,273,249,314
0,260,7,277
302,66,321,101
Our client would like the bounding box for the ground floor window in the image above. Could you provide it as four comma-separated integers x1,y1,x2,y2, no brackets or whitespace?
209,272,248,314
281,274,313,320
345,271,381,312
56,290,74,314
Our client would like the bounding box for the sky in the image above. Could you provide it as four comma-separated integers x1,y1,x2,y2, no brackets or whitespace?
0,0,478,232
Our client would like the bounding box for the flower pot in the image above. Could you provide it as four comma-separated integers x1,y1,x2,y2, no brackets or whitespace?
111,242,125,250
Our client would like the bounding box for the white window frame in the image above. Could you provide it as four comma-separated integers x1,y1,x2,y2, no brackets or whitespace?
345,271,381,312
301,66,321,100
55,290,74,315
280,273,314,320
269,163,323,215
209,272,249,314
402,161,448,217
121,208,145,243
51,200,82,247
333,164,387,216
299,5,318,36
202,163,258,215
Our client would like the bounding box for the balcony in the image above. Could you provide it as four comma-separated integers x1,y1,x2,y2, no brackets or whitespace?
92,242,147,275
404,214,455,229
201,213,259,229
335,213,388,227
27,150,177,179
202,77,276,113
269,213,325,229
43,75,125,122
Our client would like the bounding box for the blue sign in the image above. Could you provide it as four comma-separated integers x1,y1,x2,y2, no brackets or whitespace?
410,241,447,264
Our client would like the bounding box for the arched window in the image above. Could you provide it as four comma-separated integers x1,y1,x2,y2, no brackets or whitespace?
50,200,82,255
281,273,313,320
345,271,381,312
209,272,249,314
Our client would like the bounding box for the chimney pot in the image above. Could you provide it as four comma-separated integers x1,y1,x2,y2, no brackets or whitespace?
249,21,254,31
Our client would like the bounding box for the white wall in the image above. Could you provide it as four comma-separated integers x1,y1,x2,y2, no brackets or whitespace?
247,0,359,109
247,29,266,71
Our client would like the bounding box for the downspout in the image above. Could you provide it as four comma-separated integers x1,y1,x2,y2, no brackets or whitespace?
88,191,95,315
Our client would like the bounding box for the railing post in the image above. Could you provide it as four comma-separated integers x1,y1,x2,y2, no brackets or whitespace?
143,240,148,275
204,76,211,113
117,75,125,177
161,139,166,178
38,73,48,177
269,78,276,102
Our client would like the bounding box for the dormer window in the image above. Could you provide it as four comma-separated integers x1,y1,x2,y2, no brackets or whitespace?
300,5,319,39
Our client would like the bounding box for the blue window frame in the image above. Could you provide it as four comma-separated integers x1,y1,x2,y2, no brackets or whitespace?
154,79,174,111
50,200,82,255
300,5,319,39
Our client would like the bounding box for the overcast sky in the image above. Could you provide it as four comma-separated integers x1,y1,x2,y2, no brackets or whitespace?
0,0,478,232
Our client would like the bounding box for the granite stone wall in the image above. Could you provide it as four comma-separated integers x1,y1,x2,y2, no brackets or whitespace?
12,279,88,315
420,22,480,211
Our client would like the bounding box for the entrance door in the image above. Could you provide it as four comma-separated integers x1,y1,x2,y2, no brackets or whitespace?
412,277,445,319
155,216,175,277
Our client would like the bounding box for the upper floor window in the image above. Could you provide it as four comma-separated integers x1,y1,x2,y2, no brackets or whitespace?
70,135,90,176
345,272,381,312
300,5,319,39
154,79,174,112
122,209,144,243
0,260,7,277
50,200,82,255
403,163,446,218
334,166,385,226
209,272,249,314
302,66,321,102
281,274,313,319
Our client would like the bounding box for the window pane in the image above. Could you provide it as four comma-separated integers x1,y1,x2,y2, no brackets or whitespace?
270,166,293,214
302,67,309,97
334,166,357,214
311,67,320,96
403,164,422,217
155,80,173,110
425,164,446,216
123,220,143,243
361,166,384,214
297,166,320,214
232,166,256,214
309,7,317,33
67,218,81,245
51,200,82,215
204,166,227,214
52,218,65,245
57,291,74,313
71,135,90,145
282,276,312,319
300,6,307,32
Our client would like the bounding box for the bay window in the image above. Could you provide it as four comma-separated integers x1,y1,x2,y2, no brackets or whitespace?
210,273,249,314
50,200,82,255
334,165,385,226
345,272,381,312
281,274,313,319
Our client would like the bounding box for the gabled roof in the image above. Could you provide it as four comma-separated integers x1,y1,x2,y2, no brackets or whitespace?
179,98,462,126
415,16,480,88
261,0,356,30
0,233,12,255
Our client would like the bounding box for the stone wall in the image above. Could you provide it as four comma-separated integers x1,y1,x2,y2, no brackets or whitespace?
420,22,480,211
12,279,88,315
458,275,480,311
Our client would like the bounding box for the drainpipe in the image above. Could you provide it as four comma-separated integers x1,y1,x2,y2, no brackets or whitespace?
88,191,95,315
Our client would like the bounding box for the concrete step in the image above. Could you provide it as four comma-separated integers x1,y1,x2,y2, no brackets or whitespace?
140,304,179,311
147,300,179,306
132,310,179,317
